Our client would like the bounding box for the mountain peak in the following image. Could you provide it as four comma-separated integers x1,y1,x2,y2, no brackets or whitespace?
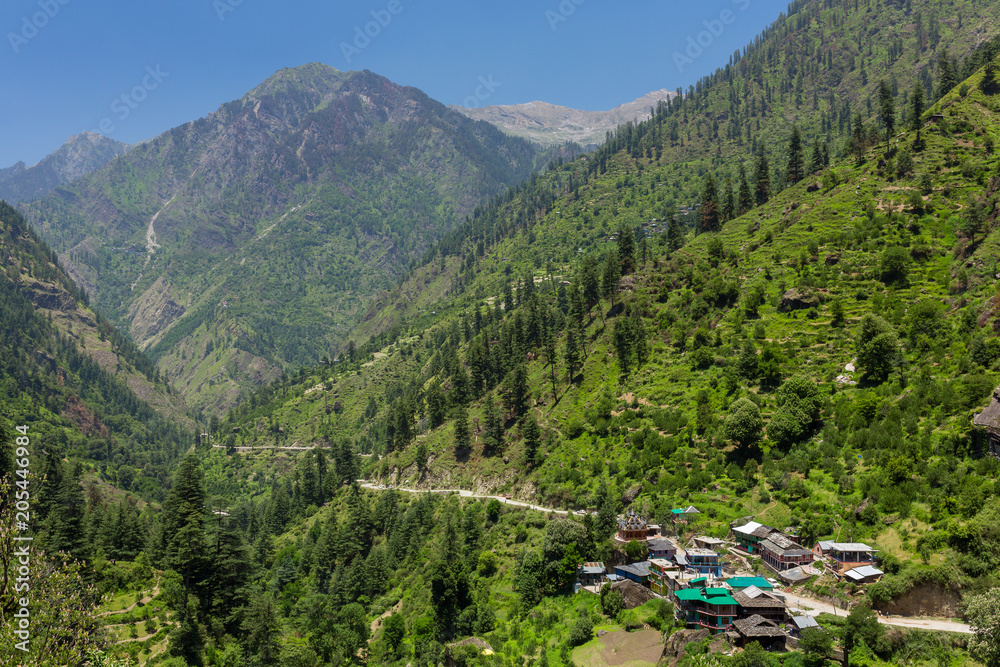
452,89,677,147
243,62,349,103
0,132,128,204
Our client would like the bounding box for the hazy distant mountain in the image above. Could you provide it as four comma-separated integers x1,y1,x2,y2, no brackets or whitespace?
452,89,677,147
0,131,129,204
24,63,542,415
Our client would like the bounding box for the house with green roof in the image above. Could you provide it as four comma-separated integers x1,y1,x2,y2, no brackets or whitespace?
672,587,738,634
725,577,775,592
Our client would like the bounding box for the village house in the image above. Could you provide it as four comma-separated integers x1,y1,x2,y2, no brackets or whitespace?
843,565,884,584
822,542,878,574
733,586,788,623
693,535,727,551
730,615,786,651
647,537,677,559
732,520,775,554
656,567,710,598
813,540,835,558
673,586,739,634
577,562,606,587
685,548,724,576
760,533,815,573
789,615,820,638
614,561,652,586
648,558,678,595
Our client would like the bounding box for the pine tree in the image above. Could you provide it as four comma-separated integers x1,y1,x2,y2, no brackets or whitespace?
564,324,581,385
581,256,600,311
543,327,559,397
911,82,926,131
616,223,636,275
982,60,999,95
205,519,253,633
786,125,804,183
808,138,824,174
169,595,206,665
878,79,896,150
522,416,541,469
454,404,471,451
502,364,529,420
46,462,89,561
160,455,208,594
613,317,635,376
699,173,720,233
667,211,684,250
0,419,12,484
722,177,735,221
753,144,770,205
737,164,752,215
241,593,282,667
601,251,620,309
484,392,504,455
937,48,958,98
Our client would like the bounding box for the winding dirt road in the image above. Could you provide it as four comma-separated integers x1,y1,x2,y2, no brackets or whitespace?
781,591,972,634
357,481,571,515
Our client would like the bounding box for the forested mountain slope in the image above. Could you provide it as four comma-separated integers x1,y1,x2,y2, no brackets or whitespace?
0,201,190,498
22,64,546,416
564,0,1000,217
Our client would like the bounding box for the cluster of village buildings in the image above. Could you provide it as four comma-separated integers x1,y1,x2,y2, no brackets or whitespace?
577,511,885,648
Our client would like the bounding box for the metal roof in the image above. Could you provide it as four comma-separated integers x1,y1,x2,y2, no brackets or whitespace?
733,521,764,535
726,577,774,590
648,537,676,549
830,542,875,552
615,561,652,577
844,565,884,580
792,616,820,629
674,588,737,606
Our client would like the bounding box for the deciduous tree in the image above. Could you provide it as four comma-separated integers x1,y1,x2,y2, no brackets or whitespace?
965,588,1000,667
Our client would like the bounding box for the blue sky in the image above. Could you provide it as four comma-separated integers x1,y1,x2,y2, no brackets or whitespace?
1,0,790,166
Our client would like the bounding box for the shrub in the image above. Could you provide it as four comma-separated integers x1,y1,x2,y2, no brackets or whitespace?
568,614,593,647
